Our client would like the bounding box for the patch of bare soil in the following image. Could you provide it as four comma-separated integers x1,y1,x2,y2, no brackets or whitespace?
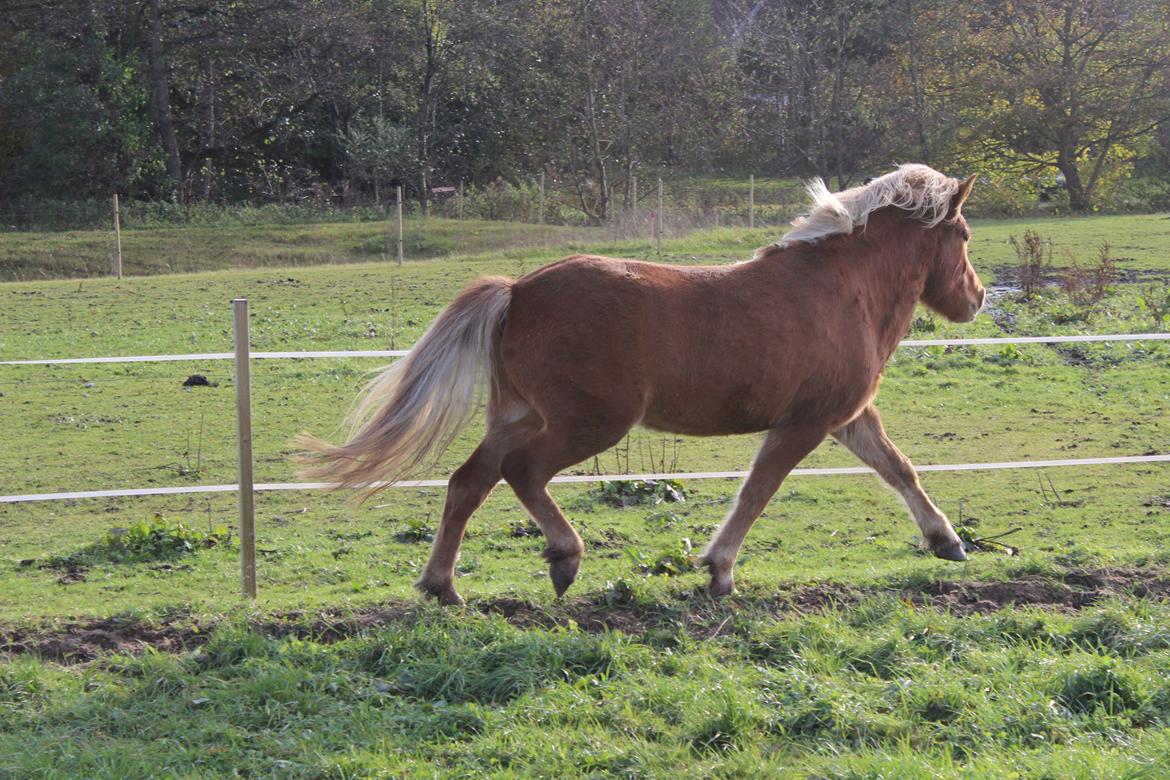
1,617,197,663
3,568,1167,663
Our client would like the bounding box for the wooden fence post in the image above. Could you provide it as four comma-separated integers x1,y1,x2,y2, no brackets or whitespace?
631,174,637,236
112,194,123,278
232,299,257,600
749,174,755,229
396,185,404,266
539,170,545,224
458,179,464,220
656,178,663,255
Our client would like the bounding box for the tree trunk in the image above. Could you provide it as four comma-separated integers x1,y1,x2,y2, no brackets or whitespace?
198,53,215,201
145,0,183,201
584,68,609,223
1057,146,1088,211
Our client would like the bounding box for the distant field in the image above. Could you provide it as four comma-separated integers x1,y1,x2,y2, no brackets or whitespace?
0,217,604,281
1,214,1169,777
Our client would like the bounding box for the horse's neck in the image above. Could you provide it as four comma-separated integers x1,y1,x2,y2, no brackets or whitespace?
800,219,926,360
852,222,930,358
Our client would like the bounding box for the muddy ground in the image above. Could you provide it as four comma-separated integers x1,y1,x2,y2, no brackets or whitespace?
3,567,1167,664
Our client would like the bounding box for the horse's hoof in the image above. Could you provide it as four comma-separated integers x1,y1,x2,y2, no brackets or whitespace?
699,553,735,597
549,555,581,598
931,541,968,562
707,575,735,598
415,578,465,606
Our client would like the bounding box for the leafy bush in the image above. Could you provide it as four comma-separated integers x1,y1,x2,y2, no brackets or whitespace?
101,515,232,562
983,343,1026,369
394,517,434,543
433,180,543,223
595,479,687,508
1104,175,1170,212
627,537,700,577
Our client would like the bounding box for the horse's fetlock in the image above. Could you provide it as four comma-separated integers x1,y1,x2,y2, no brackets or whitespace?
542,540,584,564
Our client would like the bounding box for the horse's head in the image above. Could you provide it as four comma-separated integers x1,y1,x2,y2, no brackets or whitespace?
922,175,985,323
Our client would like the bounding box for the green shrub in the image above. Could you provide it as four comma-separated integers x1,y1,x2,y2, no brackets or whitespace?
626,537,700,577
101,515,231,562
595,479,687,508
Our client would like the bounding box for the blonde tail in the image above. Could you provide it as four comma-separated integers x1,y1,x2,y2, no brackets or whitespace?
295,276,512,501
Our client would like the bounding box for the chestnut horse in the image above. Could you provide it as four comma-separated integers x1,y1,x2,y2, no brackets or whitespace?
298,164,986,604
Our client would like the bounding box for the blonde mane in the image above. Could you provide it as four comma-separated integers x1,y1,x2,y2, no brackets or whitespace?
774,164,960,251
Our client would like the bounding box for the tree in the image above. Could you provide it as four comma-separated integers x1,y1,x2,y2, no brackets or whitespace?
966,0,1170,210
533,0,736,223
340,115,415,204
735,0,898,188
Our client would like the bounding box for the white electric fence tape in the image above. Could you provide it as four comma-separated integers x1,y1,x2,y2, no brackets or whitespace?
3,332,1169,366
2,454,1167,504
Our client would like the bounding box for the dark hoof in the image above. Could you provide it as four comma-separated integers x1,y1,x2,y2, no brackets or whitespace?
701,556,735,597
931,541,968,562
549,556,581,598
415,578,465,606
707,575,735,598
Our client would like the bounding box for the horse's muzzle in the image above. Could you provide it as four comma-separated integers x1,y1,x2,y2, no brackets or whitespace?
969,287,986,321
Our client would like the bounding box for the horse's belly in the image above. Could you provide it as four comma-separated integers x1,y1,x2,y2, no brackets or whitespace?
640,389,778,436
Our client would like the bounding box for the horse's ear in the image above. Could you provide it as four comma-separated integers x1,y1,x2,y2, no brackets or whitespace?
949,174,976,217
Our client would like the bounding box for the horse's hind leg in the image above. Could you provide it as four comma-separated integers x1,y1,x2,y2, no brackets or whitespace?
417,410,539,605
700,424,827,596
500,421,633,597
831,404,965,561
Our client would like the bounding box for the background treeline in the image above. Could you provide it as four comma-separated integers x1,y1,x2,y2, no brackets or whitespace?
2,0,1169,224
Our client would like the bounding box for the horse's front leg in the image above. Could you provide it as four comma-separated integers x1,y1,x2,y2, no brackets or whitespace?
831,404,966,561
700,424,827,596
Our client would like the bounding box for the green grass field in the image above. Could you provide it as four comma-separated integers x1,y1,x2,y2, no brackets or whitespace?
1,213,1169,777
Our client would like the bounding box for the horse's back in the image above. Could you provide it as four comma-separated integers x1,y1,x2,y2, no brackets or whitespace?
500,254,822,434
